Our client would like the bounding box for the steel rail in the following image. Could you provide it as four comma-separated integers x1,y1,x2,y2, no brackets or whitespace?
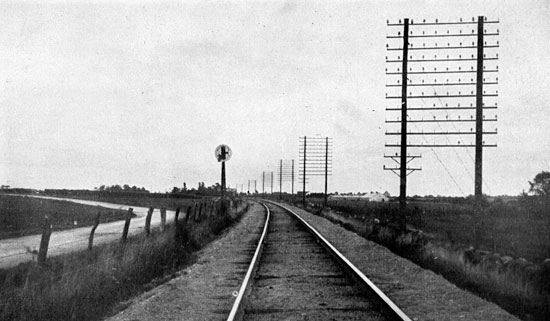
226,202,271,321
264,200,412,321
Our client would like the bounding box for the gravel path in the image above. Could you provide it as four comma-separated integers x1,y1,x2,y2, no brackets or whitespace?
105,202,266,321
279,202,520,321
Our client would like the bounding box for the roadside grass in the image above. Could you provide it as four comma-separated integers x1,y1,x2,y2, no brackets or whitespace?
306,201,550,321
0,195,130,239
419,242,548,320
0,200,249,321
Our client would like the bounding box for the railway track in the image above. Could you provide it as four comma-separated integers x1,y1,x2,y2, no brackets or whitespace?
227,201,411,321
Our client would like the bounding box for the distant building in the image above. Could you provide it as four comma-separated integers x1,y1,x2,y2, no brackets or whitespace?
363,191,389,202
328,191,389,203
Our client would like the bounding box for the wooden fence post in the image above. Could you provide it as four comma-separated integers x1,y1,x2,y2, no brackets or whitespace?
88,212,101,251
185,206,192,223
121,208,133,242
145,207,154,236
160,207,167,232
193,203,199,222
37,215,52,264
174,207,180,227
199,203,204,220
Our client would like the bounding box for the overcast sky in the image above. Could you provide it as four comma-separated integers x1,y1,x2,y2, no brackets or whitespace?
1,0,549,196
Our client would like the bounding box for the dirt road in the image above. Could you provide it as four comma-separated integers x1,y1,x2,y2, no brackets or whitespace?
0,195,174,269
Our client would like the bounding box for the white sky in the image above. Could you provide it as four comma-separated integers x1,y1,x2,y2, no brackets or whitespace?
1,0,549,196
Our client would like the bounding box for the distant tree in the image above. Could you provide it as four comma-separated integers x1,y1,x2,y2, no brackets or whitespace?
171,186,180,193
123,184,131,191
198,182,206,193
182,182,187,192
529,171,550,198
98,185,105,191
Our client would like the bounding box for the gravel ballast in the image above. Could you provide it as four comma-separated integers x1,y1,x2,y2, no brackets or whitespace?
106,202,266,321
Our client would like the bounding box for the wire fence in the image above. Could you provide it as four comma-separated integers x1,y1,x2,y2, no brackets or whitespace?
0,197,246,268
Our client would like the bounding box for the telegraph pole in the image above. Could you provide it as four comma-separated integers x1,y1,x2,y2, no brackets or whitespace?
399,18,409,218
324,137,329,206
291,159,295,196
302,136,306,205
475,16,484,205
279,159,283,198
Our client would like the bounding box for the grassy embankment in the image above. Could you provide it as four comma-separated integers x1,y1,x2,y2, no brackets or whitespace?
304,198,550,321
0,197,249,321
0,195,130,239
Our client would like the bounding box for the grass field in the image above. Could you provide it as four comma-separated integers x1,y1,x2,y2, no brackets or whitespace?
0,195,130,239
323,198,550,263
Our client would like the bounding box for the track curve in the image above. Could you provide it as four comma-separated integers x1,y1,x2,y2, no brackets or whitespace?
228,201,411,321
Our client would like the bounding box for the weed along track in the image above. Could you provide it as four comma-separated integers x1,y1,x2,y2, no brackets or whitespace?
228,201,411,321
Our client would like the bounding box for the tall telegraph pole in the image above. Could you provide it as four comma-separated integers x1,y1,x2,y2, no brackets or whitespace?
399,18,409,215
475,16,485,204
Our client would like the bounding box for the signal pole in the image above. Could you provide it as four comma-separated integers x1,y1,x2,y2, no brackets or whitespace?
221,161,226,199
215,144,231,200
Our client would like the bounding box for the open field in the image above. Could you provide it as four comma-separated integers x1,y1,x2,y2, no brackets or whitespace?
0,195,130,239
0,198,249,321
40,191,205,213
323,198,550,263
